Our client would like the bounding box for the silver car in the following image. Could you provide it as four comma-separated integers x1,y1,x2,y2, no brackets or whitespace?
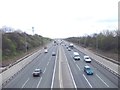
52,52,56,56
33,69,42,77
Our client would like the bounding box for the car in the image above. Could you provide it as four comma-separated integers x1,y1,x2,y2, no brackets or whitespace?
84,66,93,75
52,52,56,56
73,52,80,60
84,55,91,63
68,48,71,51
33,69,42,77
44,46,47,49
66,46,68,49
44,49,48,53
54,40,56,43
69,43,74,49
69,43,73,47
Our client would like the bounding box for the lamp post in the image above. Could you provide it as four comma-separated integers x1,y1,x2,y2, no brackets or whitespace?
32,27,34,35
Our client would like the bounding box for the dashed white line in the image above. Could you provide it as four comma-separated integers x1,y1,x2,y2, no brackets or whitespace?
47,62,49,66
21,78,29,88
43,68,46,73
36,77,42,88
96,74,109,87
83,74,92,88
76,64,81,71
73,60,75,63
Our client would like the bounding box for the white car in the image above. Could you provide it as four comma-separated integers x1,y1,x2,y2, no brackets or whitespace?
69,43,73,47
84,55,91,63
52,52,56,56
44,49,48,53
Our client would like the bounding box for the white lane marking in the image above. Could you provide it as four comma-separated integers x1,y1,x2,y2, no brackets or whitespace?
36,77,42,88
76,64,81,71
73,59,75,63
71,56,75,63
22,78,29,88
51,48,58,88
47,55,53,66
96,74,109,87
43,68,46,73
63,47,77,88
83,74,92,88
47,62,49,66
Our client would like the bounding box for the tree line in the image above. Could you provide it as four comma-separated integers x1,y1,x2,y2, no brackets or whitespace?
65,30,119,54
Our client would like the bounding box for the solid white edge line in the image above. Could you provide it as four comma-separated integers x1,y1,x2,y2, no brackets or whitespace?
63,47,77,89
21,78,29,88
83,74,93,88
51,48,58,89
36,77,42,88
96,74,109,87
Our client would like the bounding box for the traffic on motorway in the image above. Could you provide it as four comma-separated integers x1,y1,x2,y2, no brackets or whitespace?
1,40,119,88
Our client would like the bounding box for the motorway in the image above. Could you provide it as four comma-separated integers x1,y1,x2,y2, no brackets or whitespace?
2,42,119,88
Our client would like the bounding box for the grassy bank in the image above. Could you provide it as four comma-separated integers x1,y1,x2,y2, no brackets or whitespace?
2,30,52,67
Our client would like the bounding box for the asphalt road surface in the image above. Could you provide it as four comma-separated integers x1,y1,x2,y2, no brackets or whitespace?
2,43,119,88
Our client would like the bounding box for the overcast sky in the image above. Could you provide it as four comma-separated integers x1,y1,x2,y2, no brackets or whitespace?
0,0,119,38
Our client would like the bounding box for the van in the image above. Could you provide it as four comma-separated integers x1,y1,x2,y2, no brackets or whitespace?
69,43,74,49
73,52,80,60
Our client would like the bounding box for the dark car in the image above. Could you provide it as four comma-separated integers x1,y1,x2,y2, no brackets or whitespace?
84,66,93,75
44,46,47,49
33,69,42,77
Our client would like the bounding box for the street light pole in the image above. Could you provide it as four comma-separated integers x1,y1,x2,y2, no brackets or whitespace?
32,27,34,35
